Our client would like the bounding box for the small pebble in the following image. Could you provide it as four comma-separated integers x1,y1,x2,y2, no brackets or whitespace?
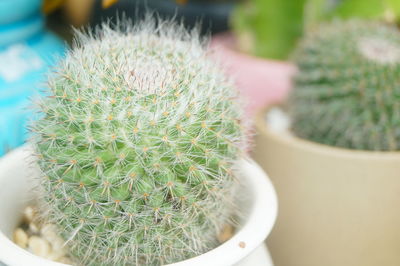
41,224,59,243
56,256,73,264
41,224,66,251
13,228,28,248
217,224,234,243
47,249,67,261
14,206,71,264
28,236,51,258
29,222,40,234
23,206,35,223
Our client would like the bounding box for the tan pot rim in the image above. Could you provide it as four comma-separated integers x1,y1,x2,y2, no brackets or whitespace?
255,106,400,160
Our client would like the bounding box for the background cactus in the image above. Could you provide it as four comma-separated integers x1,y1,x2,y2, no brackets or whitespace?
289,20,400,151
32,17,247,266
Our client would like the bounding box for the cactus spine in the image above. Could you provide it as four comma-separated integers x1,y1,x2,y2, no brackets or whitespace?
290,20,400,151
32,18,247,265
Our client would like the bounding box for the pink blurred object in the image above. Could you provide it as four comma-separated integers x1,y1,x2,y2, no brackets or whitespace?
210,33,296,117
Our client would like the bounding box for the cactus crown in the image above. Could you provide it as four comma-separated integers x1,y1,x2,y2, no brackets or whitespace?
289,20,400,151
32,17,247,266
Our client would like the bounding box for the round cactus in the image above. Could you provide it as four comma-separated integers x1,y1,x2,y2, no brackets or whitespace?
32,18,247,266
289,20,400,151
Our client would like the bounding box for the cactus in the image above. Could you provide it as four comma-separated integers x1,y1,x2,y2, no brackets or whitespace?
31,17,247,266
289,20,400,151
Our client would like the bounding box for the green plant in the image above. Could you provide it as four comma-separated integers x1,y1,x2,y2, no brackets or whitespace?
232,0,400,60
232,0,306,60
32,17,247,265
289,20,400,151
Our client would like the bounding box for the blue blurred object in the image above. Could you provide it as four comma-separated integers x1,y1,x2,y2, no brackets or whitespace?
0,0,65,156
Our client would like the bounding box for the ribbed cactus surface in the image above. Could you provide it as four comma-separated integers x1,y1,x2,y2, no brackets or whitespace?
32,18,246,265
290,20,400,151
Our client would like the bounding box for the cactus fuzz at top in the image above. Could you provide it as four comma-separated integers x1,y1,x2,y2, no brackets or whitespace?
290,20,400,151
32,18,247,265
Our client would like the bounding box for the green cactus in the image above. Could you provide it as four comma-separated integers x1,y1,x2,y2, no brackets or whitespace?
289,20,400,151
32,17,247,266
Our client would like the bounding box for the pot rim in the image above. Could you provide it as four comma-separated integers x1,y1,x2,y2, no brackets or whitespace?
0,145,277,266
255,106,400,160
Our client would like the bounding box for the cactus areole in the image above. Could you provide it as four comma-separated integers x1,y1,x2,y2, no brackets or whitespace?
290,20,400,151
32,17,247,266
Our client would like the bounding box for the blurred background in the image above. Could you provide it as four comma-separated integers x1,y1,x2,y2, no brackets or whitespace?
1,0,399,156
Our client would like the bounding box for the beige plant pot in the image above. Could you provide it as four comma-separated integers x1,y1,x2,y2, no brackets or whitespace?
252,107,400,266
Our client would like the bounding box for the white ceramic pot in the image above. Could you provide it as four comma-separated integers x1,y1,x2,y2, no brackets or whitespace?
0,146,277,266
